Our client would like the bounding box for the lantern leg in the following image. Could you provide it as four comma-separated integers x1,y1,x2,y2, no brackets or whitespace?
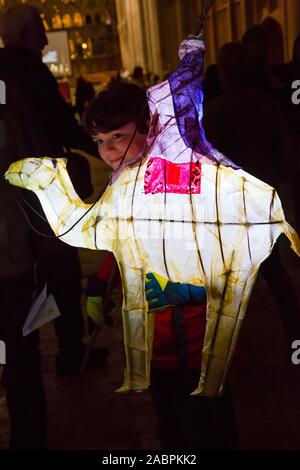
80,259,119,373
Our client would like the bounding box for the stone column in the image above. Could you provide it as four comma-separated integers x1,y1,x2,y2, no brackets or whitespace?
115,0,162,77
142,0,162,77
115,0,146,74
115,0,130,73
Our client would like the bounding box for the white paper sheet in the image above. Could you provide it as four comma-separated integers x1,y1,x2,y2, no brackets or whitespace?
23,284,61,336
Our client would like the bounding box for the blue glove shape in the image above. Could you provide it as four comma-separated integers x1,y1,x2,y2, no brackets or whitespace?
165,282,206,305
145,272,170,310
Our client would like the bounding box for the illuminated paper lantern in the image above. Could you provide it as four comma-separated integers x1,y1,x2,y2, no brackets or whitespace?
5,39,300,396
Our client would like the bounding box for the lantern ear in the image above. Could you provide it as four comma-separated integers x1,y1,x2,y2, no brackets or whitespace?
60,158,68,168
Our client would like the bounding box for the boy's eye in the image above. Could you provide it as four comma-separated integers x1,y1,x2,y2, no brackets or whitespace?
112,133,123,140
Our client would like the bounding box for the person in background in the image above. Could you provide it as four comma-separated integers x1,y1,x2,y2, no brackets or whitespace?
273,34,300,229
203,63,223,107
203,41,300,348
75,76,95,121
131,65,146,88
0,107,47,449
242,24,268,90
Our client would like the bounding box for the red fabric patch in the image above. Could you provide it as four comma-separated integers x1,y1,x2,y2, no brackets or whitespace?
144,157,201,194
167,164,181,185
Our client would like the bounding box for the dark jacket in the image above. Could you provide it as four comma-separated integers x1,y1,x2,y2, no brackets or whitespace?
0,47,95,253
203,89,291,187
0,46,96,156
0,108,33,278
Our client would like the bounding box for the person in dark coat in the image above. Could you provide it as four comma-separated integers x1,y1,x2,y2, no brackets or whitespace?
203,42,300,347
0,105,47,449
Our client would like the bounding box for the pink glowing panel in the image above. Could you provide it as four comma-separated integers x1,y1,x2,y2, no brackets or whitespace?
144,157,201,195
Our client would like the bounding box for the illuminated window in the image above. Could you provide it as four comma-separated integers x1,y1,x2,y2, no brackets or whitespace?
73,12,83,27
52,14,63,29
62,13,73,28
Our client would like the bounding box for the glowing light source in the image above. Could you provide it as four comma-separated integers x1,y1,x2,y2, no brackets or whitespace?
5,38,300,398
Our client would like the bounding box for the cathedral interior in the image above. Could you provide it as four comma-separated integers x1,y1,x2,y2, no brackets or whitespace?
0,0,299,97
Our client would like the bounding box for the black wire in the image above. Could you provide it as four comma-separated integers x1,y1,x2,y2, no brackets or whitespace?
13,84,152,239
113,122,138,173
54,182,110,238
15,121,140,239
14,181,109,238
18,189,48,222
14,195,54,238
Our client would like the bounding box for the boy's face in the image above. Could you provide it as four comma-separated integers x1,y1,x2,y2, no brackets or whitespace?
93,122,148,170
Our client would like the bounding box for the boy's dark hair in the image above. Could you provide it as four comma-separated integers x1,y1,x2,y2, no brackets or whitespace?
84,82,150,136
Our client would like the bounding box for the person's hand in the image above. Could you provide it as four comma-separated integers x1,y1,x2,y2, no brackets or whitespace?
145,272,171,311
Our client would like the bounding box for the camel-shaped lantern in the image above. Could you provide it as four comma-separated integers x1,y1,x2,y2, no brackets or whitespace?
5,29,300,398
